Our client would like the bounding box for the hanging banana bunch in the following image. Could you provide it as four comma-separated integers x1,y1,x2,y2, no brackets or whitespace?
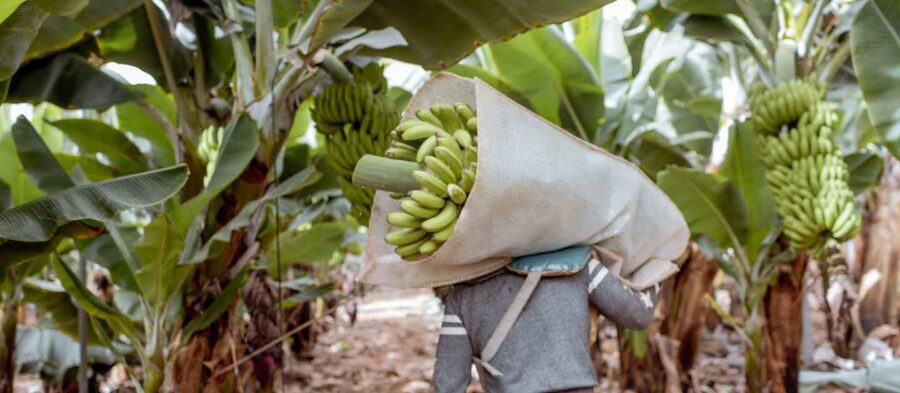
750,79,860,259
311,63,399,224
381,102,479,260
197,125,224,186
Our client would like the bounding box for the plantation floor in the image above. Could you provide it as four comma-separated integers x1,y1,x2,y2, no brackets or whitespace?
284,288,748,392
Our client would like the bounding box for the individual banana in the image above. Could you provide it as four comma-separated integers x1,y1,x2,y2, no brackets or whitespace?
385,228,428,246
410,190,446,209
422,202,459,233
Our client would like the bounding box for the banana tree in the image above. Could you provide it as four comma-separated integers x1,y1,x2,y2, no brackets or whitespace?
0,116,187,393
0,0,618,390
646,0,892,390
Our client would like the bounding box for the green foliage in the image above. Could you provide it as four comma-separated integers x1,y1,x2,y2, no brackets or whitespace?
0,2,46,81
315,0,615,69
6,53,139,109
657,167,749,255
850,0,900,159
11,116,74,193
266,222,345,268
487,27,605,141
171,114,259,231
133,215,186,308
844,151,885,195
719,121,776,265
0,165,187,242
50,119,148,174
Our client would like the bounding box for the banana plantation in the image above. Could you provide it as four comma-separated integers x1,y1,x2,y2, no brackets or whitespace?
0,0,899,391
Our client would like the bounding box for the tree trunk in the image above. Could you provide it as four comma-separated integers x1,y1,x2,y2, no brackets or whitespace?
617,243,716,392
172,160,270,393
855,155,900,333
761,252,807,393
0,287,20,393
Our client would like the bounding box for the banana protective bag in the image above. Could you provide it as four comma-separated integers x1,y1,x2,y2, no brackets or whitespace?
360,74,689,290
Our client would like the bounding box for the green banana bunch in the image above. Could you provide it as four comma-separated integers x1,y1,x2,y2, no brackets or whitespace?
197,125,224,186
383,102,479,261
312,63,400,224
751,79,860,258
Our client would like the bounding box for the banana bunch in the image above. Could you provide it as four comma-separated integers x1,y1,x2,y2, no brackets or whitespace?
749,79,824,135
312,63,400,224
197,125,224,186
751,79,860,257
383,102,479,261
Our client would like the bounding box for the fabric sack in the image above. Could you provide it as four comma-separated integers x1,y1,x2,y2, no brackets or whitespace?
360,73,689,290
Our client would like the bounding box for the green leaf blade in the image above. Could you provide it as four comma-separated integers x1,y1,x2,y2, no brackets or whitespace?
0,165,187,242
851,0,900,158
11,115,75,194
657,167,749,253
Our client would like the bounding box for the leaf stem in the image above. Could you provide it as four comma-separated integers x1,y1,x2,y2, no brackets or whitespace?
254,0,275,96
223,0,256,106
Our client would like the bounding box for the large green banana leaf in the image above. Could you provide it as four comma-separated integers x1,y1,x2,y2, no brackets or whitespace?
851,0,900,159
0,2,47,81
719,121,776,265
24,0,142,61
657,167,749,256
0,1,26,25
11,116,74,193
0,165,187,242
312,0,614,69
50,119,148,174
6,53,138,109
486,26,605,141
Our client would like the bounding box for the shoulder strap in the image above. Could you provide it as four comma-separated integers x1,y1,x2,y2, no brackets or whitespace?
473,271,542,377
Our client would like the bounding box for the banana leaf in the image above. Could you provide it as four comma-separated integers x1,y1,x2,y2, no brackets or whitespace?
6,52,139,109
30,0,88,17
133,214,186,307
312,0,614,69
0,1,27,25
0,164,187,242
0,2,47,80
0,179,10,212
24,0,142,61
11,115,75,193
657,167,749,256
719,121,776,265
50,256,135,338
49,119,148,174
850,0,900,159
171,114,258,231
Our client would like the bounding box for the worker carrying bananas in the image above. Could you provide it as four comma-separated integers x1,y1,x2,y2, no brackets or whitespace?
433,245,661,392
354,74,689,393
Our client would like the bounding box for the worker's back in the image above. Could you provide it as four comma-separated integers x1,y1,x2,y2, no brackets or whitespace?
433,257,657,393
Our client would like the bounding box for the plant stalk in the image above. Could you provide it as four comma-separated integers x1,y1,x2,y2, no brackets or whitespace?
224,0,256,106
0,282,21,393
318,51,353,84
78,254,88,393
352,155,421,193
254,0,275,96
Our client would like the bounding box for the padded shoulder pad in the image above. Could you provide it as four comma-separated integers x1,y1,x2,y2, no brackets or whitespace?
506,245,592,277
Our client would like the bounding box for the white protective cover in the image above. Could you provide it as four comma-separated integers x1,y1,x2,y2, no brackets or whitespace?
359,73,690,290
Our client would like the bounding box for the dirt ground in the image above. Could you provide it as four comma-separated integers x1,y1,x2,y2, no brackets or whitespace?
12,285,867,392
285,288,747,393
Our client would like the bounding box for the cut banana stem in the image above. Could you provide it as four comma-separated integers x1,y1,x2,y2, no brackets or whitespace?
352,155,421,194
